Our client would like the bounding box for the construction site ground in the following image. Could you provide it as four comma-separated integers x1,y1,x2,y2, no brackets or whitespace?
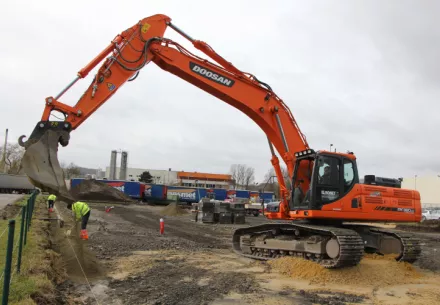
50,201,440,305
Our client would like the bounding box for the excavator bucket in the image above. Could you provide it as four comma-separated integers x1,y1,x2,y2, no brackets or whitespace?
19,122,76,203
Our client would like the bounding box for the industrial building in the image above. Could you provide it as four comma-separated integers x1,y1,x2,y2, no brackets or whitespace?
402,175,440,208
177,171,233,189
104,167,234,189
105,150,233,188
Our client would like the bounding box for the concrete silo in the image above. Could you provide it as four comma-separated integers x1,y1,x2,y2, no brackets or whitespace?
119,151,128,180
109,150,117,180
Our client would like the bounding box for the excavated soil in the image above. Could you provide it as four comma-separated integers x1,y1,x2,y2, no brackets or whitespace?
70,179,133,203
159,202,189,216
50,203,440,305
268,255,422,286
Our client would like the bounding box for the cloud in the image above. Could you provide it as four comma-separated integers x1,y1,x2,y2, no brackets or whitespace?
0,0,438,182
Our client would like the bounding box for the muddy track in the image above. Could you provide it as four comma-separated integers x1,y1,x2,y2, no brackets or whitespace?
117,206,230,248
52,202,440,305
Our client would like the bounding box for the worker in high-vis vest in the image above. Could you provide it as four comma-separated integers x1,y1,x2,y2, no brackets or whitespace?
47,194,57,213
67,201,91,240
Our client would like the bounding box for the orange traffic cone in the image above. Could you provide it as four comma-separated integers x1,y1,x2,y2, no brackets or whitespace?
80,229,89,240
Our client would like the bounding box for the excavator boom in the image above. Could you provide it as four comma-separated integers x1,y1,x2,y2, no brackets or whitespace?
19,14,422,268
19,14,308,207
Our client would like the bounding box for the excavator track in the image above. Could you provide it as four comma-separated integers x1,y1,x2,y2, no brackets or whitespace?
343,224,422,264
369,228,422,263
232,223,364,269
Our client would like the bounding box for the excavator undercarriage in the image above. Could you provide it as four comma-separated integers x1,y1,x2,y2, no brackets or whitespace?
232,222,421,268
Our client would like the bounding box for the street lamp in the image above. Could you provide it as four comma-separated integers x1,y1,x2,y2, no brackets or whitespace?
330,144,333,152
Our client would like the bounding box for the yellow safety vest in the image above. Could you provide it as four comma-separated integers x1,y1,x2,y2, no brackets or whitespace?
72,201,91,221
48,194,57,201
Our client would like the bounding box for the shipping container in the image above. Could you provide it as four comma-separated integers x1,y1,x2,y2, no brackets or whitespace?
213,189,227,200
69,178,276,203
261,192,275,201
167,186,198,203
236,190,250,198
144,184,168,200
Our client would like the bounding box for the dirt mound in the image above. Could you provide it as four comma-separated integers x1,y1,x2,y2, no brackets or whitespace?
160,202,188,216
70,179,132,203
269,255,422,287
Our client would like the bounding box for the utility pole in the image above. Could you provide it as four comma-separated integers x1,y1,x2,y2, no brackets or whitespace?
1,128,8,173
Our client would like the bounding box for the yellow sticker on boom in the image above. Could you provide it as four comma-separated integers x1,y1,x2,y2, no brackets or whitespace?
141,23,151,33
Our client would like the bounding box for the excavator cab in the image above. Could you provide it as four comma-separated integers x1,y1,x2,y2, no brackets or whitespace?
290,149,359,211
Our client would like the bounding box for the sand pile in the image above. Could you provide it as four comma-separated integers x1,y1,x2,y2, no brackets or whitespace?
160,202,188,216
70,179,132,203
268,255,422,287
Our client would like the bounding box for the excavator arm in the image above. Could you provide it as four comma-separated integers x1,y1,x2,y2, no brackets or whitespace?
19,14,309,211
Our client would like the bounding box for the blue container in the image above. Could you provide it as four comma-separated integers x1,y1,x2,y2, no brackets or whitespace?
236,190,250,199
213,189,227,200
70,178,84,189
167,186,198,203
195,188,207,202
144,184,168,200
122,181,143,198
261,192,275,201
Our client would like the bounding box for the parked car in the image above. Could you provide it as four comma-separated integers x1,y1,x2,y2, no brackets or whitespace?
421,210,440,221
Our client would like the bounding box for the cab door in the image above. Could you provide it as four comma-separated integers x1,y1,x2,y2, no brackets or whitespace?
310,154,358,210
310,154,342,209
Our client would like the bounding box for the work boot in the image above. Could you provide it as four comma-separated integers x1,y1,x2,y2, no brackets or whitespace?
80,229,89,240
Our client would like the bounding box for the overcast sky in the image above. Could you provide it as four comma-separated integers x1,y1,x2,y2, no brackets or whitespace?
1,0,439,182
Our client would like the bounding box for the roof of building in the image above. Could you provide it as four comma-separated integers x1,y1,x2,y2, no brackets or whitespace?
177,171,232,181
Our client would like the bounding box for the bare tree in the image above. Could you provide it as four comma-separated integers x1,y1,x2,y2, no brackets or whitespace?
244,167,255,189
264,166,292,197
0,143,25,174
63,162,81,179
229,164,238,189
230,164,256,189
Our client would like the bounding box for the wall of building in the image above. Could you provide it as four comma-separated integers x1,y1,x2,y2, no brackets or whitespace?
104,167,233,188
179,179,232,189
402,175,440,207
105,167,178,184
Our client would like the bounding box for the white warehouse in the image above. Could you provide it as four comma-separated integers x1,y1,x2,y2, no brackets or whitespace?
402,175,440,208
105,167,178,184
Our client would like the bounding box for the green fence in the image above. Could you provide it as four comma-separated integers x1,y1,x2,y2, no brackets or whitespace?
0,191,39,305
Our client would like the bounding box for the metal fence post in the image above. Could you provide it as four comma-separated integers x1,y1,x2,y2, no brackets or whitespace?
24,201,29,246
28,195,34,228
17,207,26,274
2,220,15,305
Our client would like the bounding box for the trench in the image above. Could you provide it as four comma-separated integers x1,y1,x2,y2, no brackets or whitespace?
47,202,110,304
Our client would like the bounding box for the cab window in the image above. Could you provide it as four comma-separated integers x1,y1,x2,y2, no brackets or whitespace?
315,156,340,205
343,159,355,192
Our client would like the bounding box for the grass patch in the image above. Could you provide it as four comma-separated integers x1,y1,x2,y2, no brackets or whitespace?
0,195,66,305
13,195,33,207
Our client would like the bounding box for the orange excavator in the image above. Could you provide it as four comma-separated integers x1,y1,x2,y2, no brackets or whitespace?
18,14,421,268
